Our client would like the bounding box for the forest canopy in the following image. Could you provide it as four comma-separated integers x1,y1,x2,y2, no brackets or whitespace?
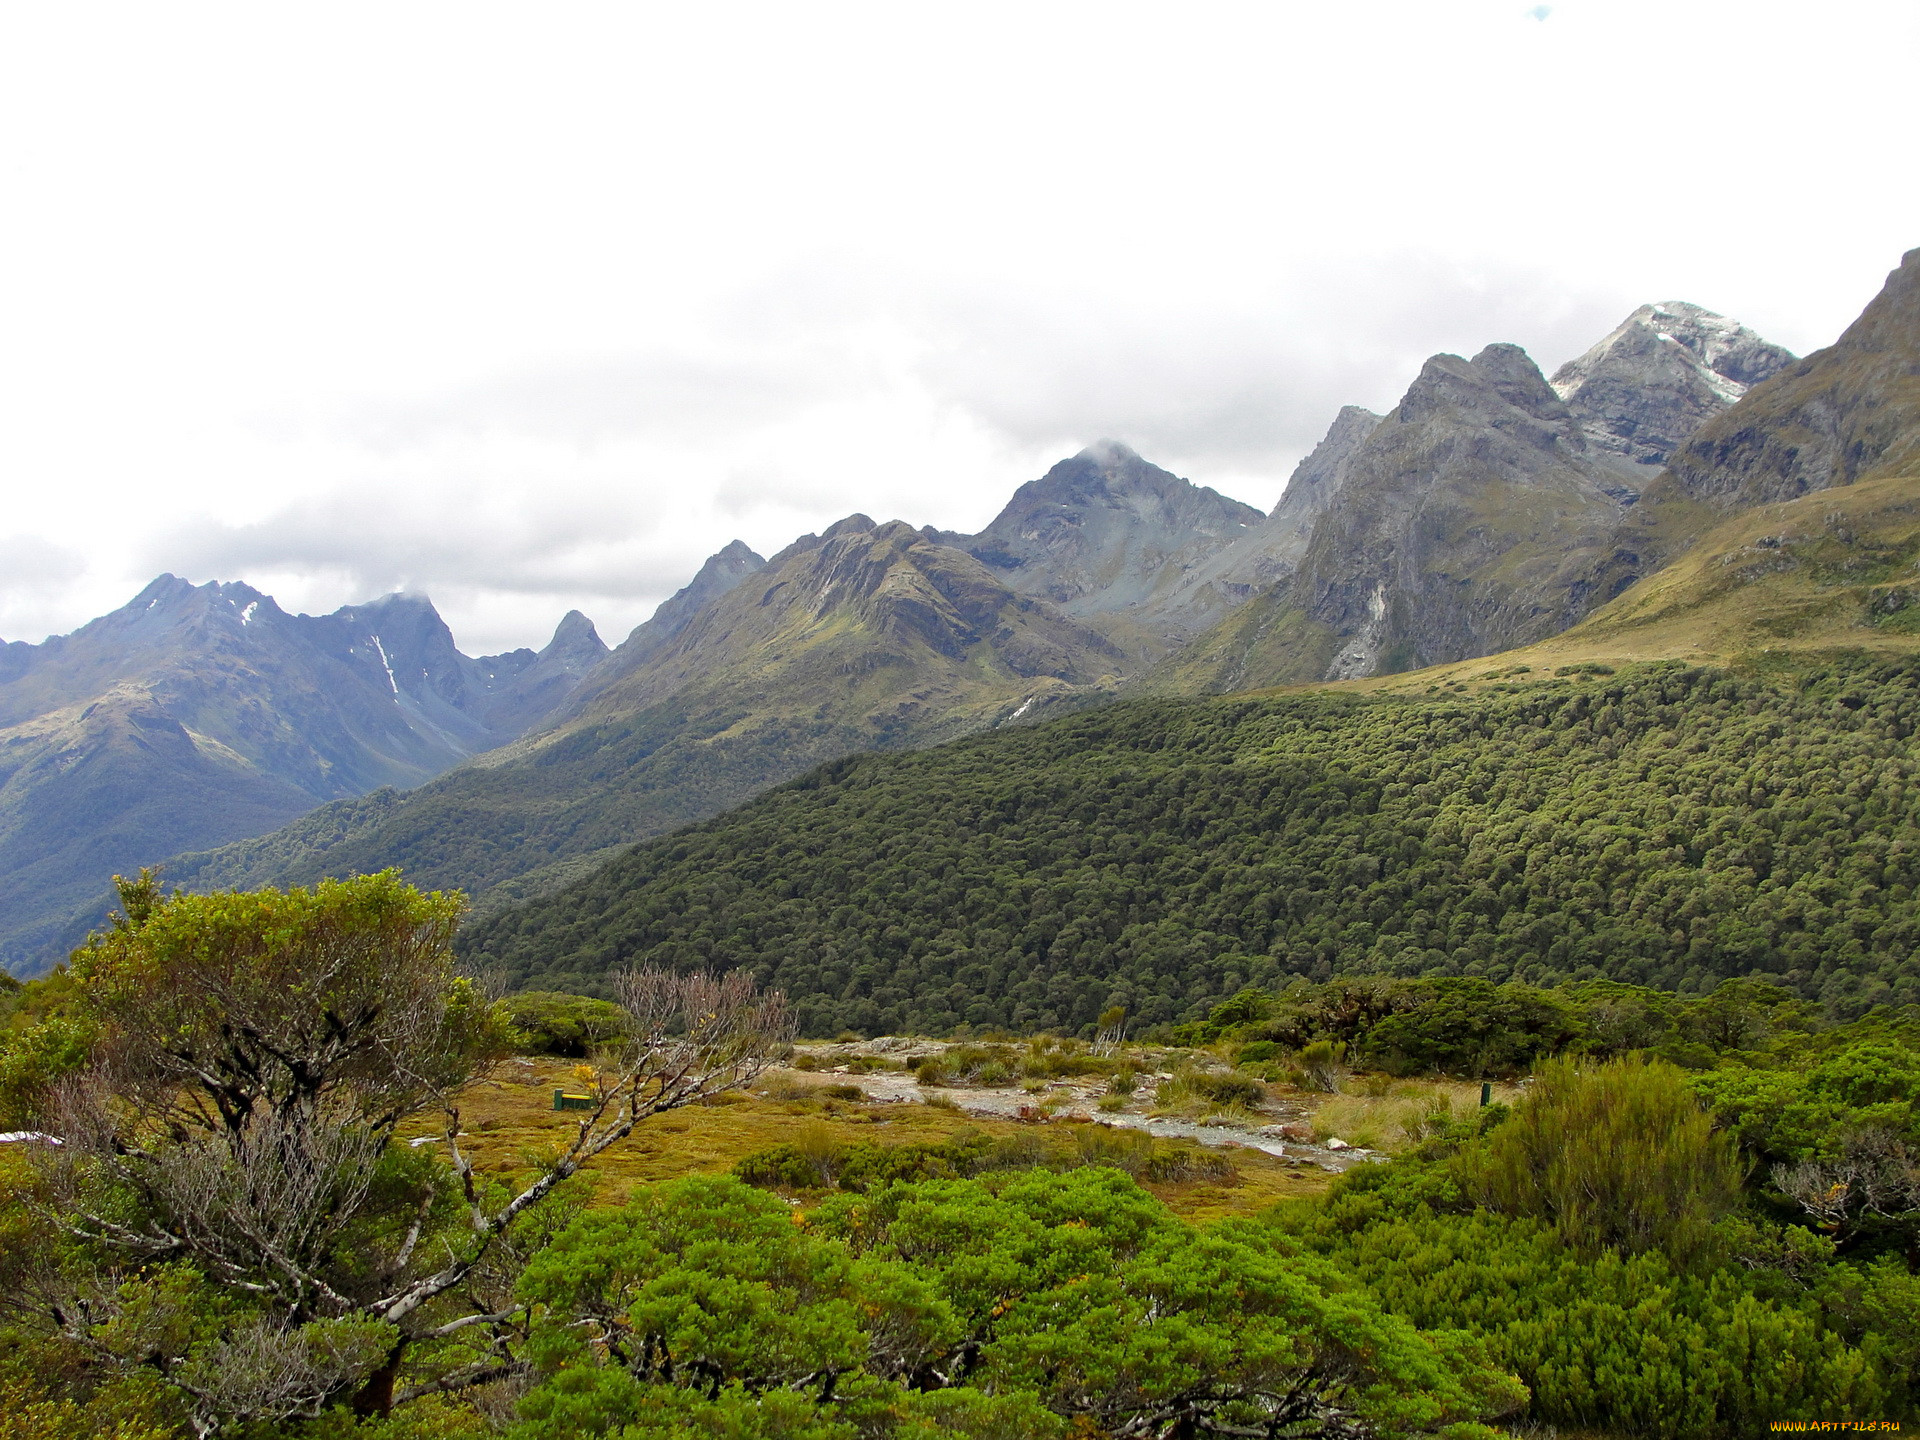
464,657,1920,1036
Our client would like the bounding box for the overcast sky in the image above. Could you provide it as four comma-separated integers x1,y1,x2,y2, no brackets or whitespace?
3,1,1917,655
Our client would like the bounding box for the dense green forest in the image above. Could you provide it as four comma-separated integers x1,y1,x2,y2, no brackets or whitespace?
464,656,1920,1036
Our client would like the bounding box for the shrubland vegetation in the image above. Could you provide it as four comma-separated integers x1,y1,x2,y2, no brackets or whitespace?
732,1122,1240,1192
462,656,1920,1036
1272,1031,1920,1438
1177,971,1817,1076
10,642,1920,1434
3,870,1917,1436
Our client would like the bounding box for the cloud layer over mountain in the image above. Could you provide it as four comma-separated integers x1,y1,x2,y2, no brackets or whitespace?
2,1,1915,652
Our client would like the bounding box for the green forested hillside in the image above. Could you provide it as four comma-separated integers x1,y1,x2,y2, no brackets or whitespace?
465,656,1920,1035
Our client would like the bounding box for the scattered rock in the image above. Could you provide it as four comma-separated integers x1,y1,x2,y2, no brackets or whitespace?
1325,1137,1350,1150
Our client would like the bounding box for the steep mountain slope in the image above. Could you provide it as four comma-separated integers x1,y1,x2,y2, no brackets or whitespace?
0,579,602,971
1159,345,1642,689
1374,470,1920,682
939,442,1264,656
1152,407,1384,636
145,271,1863,940
1644,247,1920,512
598,539,766,673
167,517,1125,919
1159,296,1805,692
462,656,1920,1034
1551,301,1795,470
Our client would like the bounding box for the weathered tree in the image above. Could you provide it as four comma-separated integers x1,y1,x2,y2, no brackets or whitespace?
1775,1127,1920,1260
24,871,792,1435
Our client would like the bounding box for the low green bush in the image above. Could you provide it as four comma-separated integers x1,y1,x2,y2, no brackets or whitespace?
502,991,628,1057
732,1125,1238,1194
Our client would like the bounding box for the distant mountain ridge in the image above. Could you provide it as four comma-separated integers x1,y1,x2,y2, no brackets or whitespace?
163,502,1146,925
0,578,601,970
937,441,1264,657
26,253,1913,974
152,289,1816,942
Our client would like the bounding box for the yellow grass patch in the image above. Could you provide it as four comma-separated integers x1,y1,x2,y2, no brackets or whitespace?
1303,1077,1524,1152
412,1059,1331,1221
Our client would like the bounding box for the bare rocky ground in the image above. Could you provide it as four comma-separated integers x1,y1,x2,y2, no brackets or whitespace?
773,1036,1407,1176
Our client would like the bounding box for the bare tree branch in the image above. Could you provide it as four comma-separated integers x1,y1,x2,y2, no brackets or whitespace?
376,968,791,1325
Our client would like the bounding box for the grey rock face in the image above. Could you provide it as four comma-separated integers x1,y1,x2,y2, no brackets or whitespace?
1148,407,1385,640
1279,344,1633,681
1271,406,1385,524
942,441,1263,657
1551,302,1796,469
1654,248,1920,509
1164,302,1797,690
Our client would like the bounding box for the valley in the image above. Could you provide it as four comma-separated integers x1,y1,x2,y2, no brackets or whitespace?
86,255,1920,971
4,246,1920,1440
8,9,1918,1433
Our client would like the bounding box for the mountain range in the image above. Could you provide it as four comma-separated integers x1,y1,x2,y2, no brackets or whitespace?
0,581,603,967
7,246,1919,977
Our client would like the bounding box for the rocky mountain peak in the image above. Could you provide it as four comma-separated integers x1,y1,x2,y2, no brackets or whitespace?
1653,248,1920,508
80,575,274,646
677,539,767,598
822,513,879,540
470,609,611,738
612,539,768,667
545,610,604,658
1470,343,1575,417
1645,301,1793,386
943,444,1262,656
1011,441,1252,528
1392,344,1580,448
1550,301,1796,466
1192,333,1641,688
1272,407,1381,522
1837,245,1920,353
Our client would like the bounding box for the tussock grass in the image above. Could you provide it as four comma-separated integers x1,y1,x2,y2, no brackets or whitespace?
1307,1079,1516,1152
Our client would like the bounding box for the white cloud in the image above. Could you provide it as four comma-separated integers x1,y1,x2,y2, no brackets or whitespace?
0,0,1915,653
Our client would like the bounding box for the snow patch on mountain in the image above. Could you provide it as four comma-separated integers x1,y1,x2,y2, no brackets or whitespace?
1550,302,1795,467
